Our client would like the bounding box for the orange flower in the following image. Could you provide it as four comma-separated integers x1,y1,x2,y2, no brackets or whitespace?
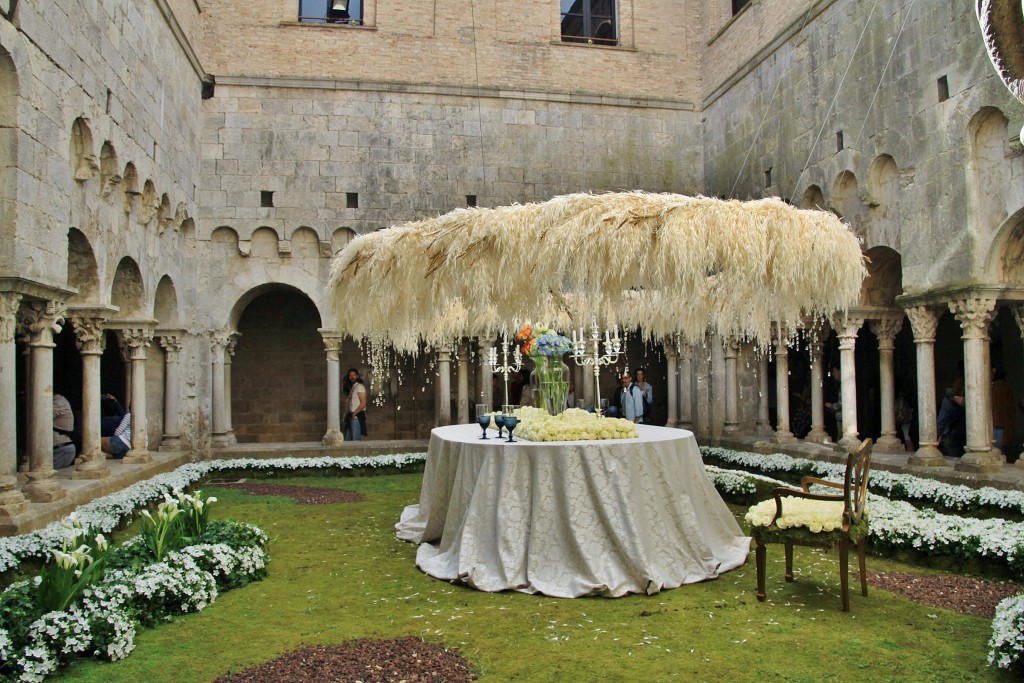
522,338,536,355
515,323,533,342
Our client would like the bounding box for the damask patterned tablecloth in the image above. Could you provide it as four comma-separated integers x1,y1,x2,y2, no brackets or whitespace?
395,424,750,598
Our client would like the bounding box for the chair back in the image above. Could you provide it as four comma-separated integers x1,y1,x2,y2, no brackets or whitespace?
843,439,872,528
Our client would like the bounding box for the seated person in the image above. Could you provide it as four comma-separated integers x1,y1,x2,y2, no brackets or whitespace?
52,394,77,469
101,393,126,437
101,412,132,459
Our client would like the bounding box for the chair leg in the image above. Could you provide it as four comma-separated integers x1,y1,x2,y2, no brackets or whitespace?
839,536,850,612
859,537,868,597
784,541,794,582
755,539,766,602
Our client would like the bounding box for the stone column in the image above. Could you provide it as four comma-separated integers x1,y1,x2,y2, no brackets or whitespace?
21,301,66,502
121,328,152,463
456,342,469,424
904,306,944,466
773,327,795,443
437,348,452,426
224,335,238,445
72,317,110,479
477,339,493,410
835,315,865,452
723,336,740,434
755,351,772,436
871,316,904,452
158,334,183,451
678,343,693,430
951,297,1001,473
805,326,830,443
0,294,29,515
321,334,344,446
120,343,133,411
210,331,230,447
665,341,678,428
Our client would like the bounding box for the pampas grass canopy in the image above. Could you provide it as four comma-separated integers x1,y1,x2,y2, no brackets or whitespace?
327,192,866,353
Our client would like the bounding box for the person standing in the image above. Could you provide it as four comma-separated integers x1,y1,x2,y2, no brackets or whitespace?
823,365,841,443
937,378,966,458
344,368,367,441
619,371,644,423
52,394,77,469
633,367,653,424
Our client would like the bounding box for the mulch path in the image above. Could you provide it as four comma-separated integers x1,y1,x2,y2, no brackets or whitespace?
213,637,475,683
867,571,1023,617
212,482,365,505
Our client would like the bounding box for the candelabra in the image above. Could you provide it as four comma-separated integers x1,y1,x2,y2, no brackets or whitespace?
571,318,622,413
488,332,522,407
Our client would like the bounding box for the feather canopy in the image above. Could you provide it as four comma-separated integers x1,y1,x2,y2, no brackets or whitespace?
327,191,866,352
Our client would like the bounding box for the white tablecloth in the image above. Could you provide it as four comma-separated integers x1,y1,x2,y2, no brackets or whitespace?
395,423,750,598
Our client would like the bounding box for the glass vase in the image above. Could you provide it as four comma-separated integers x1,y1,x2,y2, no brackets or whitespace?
531,355,570,416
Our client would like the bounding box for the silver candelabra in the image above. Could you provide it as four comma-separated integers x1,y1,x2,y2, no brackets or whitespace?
571,318,622,413
488,332,522,407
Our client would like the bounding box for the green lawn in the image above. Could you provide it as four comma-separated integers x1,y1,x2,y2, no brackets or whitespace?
55,473,1015,683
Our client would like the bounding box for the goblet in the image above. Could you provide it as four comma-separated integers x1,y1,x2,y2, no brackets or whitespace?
494,413,506,438
477,413,491,439
503,415,519,443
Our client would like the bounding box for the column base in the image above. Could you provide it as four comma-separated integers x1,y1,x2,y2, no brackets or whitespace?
0,479,31,516
226,431,237,446
875,434,905,453
23,473,66,503
665,418,678,428
773,430,797,444
123,449,153,464
755,422,773,437
322,429,345,446
211,433,230,447
804,427,830,444
160,436,183,451
909,444,946,467
956,448,1004,474
72,453,111,480
680,422,694,432
723,423,740,434
836,435,862,453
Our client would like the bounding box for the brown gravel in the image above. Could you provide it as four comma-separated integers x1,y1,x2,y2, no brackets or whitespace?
213,637,475,683
212,482,365,505
867,571,1023,617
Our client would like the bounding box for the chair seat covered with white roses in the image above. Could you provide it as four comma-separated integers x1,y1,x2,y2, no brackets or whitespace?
747,439,872,612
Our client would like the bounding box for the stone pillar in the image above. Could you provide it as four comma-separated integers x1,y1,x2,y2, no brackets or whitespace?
755,351,772,436
477,339,494,410
871,316,904,453
321,334,344,446
665,341,678,428
158,334,183,451
437,348,452,426
773,327,795,443
210,331,230,447
678,343,693,430
122,328,152,463
72,317,110,479
805,327,830,443
0,294,29,515
950,297,1001,473
120,343,133,411
224,335,238,445
21,301,67,502
456,342,469,424
723,336,740,434
835,316,864,452
18,340,30,473
904,306,944,466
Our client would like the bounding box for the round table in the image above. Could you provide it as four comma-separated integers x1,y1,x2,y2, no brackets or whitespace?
395,423,750,598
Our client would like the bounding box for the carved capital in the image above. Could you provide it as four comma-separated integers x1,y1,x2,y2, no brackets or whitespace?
832,315,864,349
121,328,153,360
869,316,903,350
0,293,22,344
904,305,939,342
159,334,183,356
210,330,232,354
225,334,239,358
21,301,66,345
71,316,106,355
322,335,342,361
723,335,741,358
949,297,997,340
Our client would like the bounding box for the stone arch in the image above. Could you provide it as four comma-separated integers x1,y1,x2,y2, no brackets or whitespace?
153,275,179,326
251,226,281,259
71,117,98,181
967,107,1013,240
988,206,1024,284
331,227,357,253
228,285,327,443
291,226,321,260
179,216,196,238
859,246,902,307
211,225,241,259
156,193,172,233
866,155,898,209
139,179,157,224
173,202,188,232
799,185,825,210
110,257,147,318
67,228,100,302
832,170,866,235
122,162,139,213
100,141,121,196
0,46,16,269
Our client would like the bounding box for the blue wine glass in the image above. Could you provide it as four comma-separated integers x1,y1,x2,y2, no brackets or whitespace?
494,413,505,438
504,415,518,442
477,413,490,439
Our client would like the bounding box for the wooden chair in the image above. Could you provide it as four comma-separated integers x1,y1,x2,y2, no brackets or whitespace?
752,438,872,612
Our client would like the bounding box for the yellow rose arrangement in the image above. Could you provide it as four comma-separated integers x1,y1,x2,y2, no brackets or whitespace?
505,407,639,442
744,496,846,533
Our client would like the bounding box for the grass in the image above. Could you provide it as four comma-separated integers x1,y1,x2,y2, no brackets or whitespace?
55,472,1017,683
